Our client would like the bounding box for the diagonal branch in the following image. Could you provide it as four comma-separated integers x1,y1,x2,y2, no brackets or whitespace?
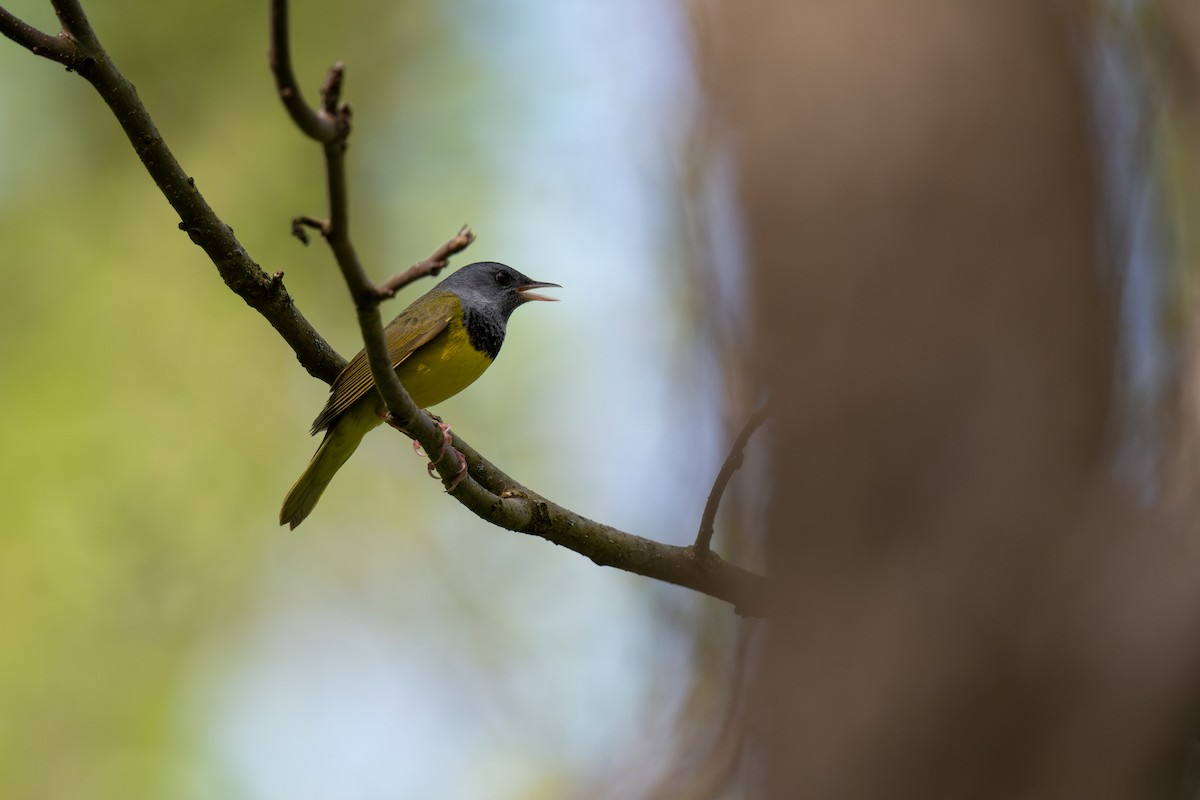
379,225,477,297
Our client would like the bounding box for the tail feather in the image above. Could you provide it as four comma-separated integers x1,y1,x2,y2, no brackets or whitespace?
280,409,374,529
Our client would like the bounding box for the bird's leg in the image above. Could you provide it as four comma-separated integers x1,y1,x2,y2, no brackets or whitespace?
416,420,453,461
422,420,467,490
426,446,469,492
394,410,468,491
407,413,452,462
430,417,454,458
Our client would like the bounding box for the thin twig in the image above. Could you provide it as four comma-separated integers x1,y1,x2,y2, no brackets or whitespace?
695,404,772,556
267,0,336,141
318,135,379,308
291,215,327,244
50,0,97,50
379,225,477,297
0,8,73,62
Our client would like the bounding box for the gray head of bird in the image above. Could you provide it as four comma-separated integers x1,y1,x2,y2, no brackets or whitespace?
438,261,560,319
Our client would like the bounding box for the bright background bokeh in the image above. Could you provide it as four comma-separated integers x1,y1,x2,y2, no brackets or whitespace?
0,2,744,798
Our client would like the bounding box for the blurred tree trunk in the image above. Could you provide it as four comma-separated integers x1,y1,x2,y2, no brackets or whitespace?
705,1,1200,797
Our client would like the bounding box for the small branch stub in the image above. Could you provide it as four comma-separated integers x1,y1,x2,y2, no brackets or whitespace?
319,62,345,116
291,215,328,245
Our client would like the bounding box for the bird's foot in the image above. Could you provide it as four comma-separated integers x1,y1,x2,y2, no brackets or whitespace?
412,421,454,459
426,447,469,492
414,420,467,490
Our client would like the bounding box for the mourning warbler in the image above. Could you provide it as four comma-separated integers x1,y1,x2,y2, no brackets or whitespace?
280,261,559,528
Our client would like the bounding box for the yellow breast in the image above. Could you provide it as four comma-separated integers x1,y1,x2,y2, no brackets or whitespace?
396,309,495,409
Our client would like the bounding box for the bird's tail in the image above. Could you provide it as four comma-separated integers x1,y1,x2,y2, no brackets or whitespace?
280,411,373,529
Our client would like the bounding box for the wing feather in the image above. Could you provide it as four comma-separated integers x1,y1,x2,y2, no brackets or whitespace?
310,299,454,434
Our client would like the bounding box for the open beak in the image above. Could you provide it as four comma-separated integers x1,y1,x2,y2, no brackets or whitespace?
516,281,561,303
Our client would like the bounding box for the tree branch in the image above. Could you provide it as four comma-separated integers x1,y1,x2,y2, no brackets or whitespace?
49,0,94,47
0,8,73,63
378,225,477,298
267,0,336,141
447,434,770,615
695,404,771,556
0,0,772,615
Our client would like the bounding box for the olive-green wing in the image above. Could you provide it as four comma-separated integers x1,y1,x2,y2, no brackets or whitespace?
310,292,457,434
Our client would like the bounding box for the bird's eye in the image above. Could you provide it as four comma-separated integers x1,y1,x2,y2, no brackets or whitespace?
494,270,512,287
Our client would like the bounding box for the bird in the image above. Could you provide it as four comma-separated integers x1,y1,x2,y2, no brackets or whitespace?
280,261,559,529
